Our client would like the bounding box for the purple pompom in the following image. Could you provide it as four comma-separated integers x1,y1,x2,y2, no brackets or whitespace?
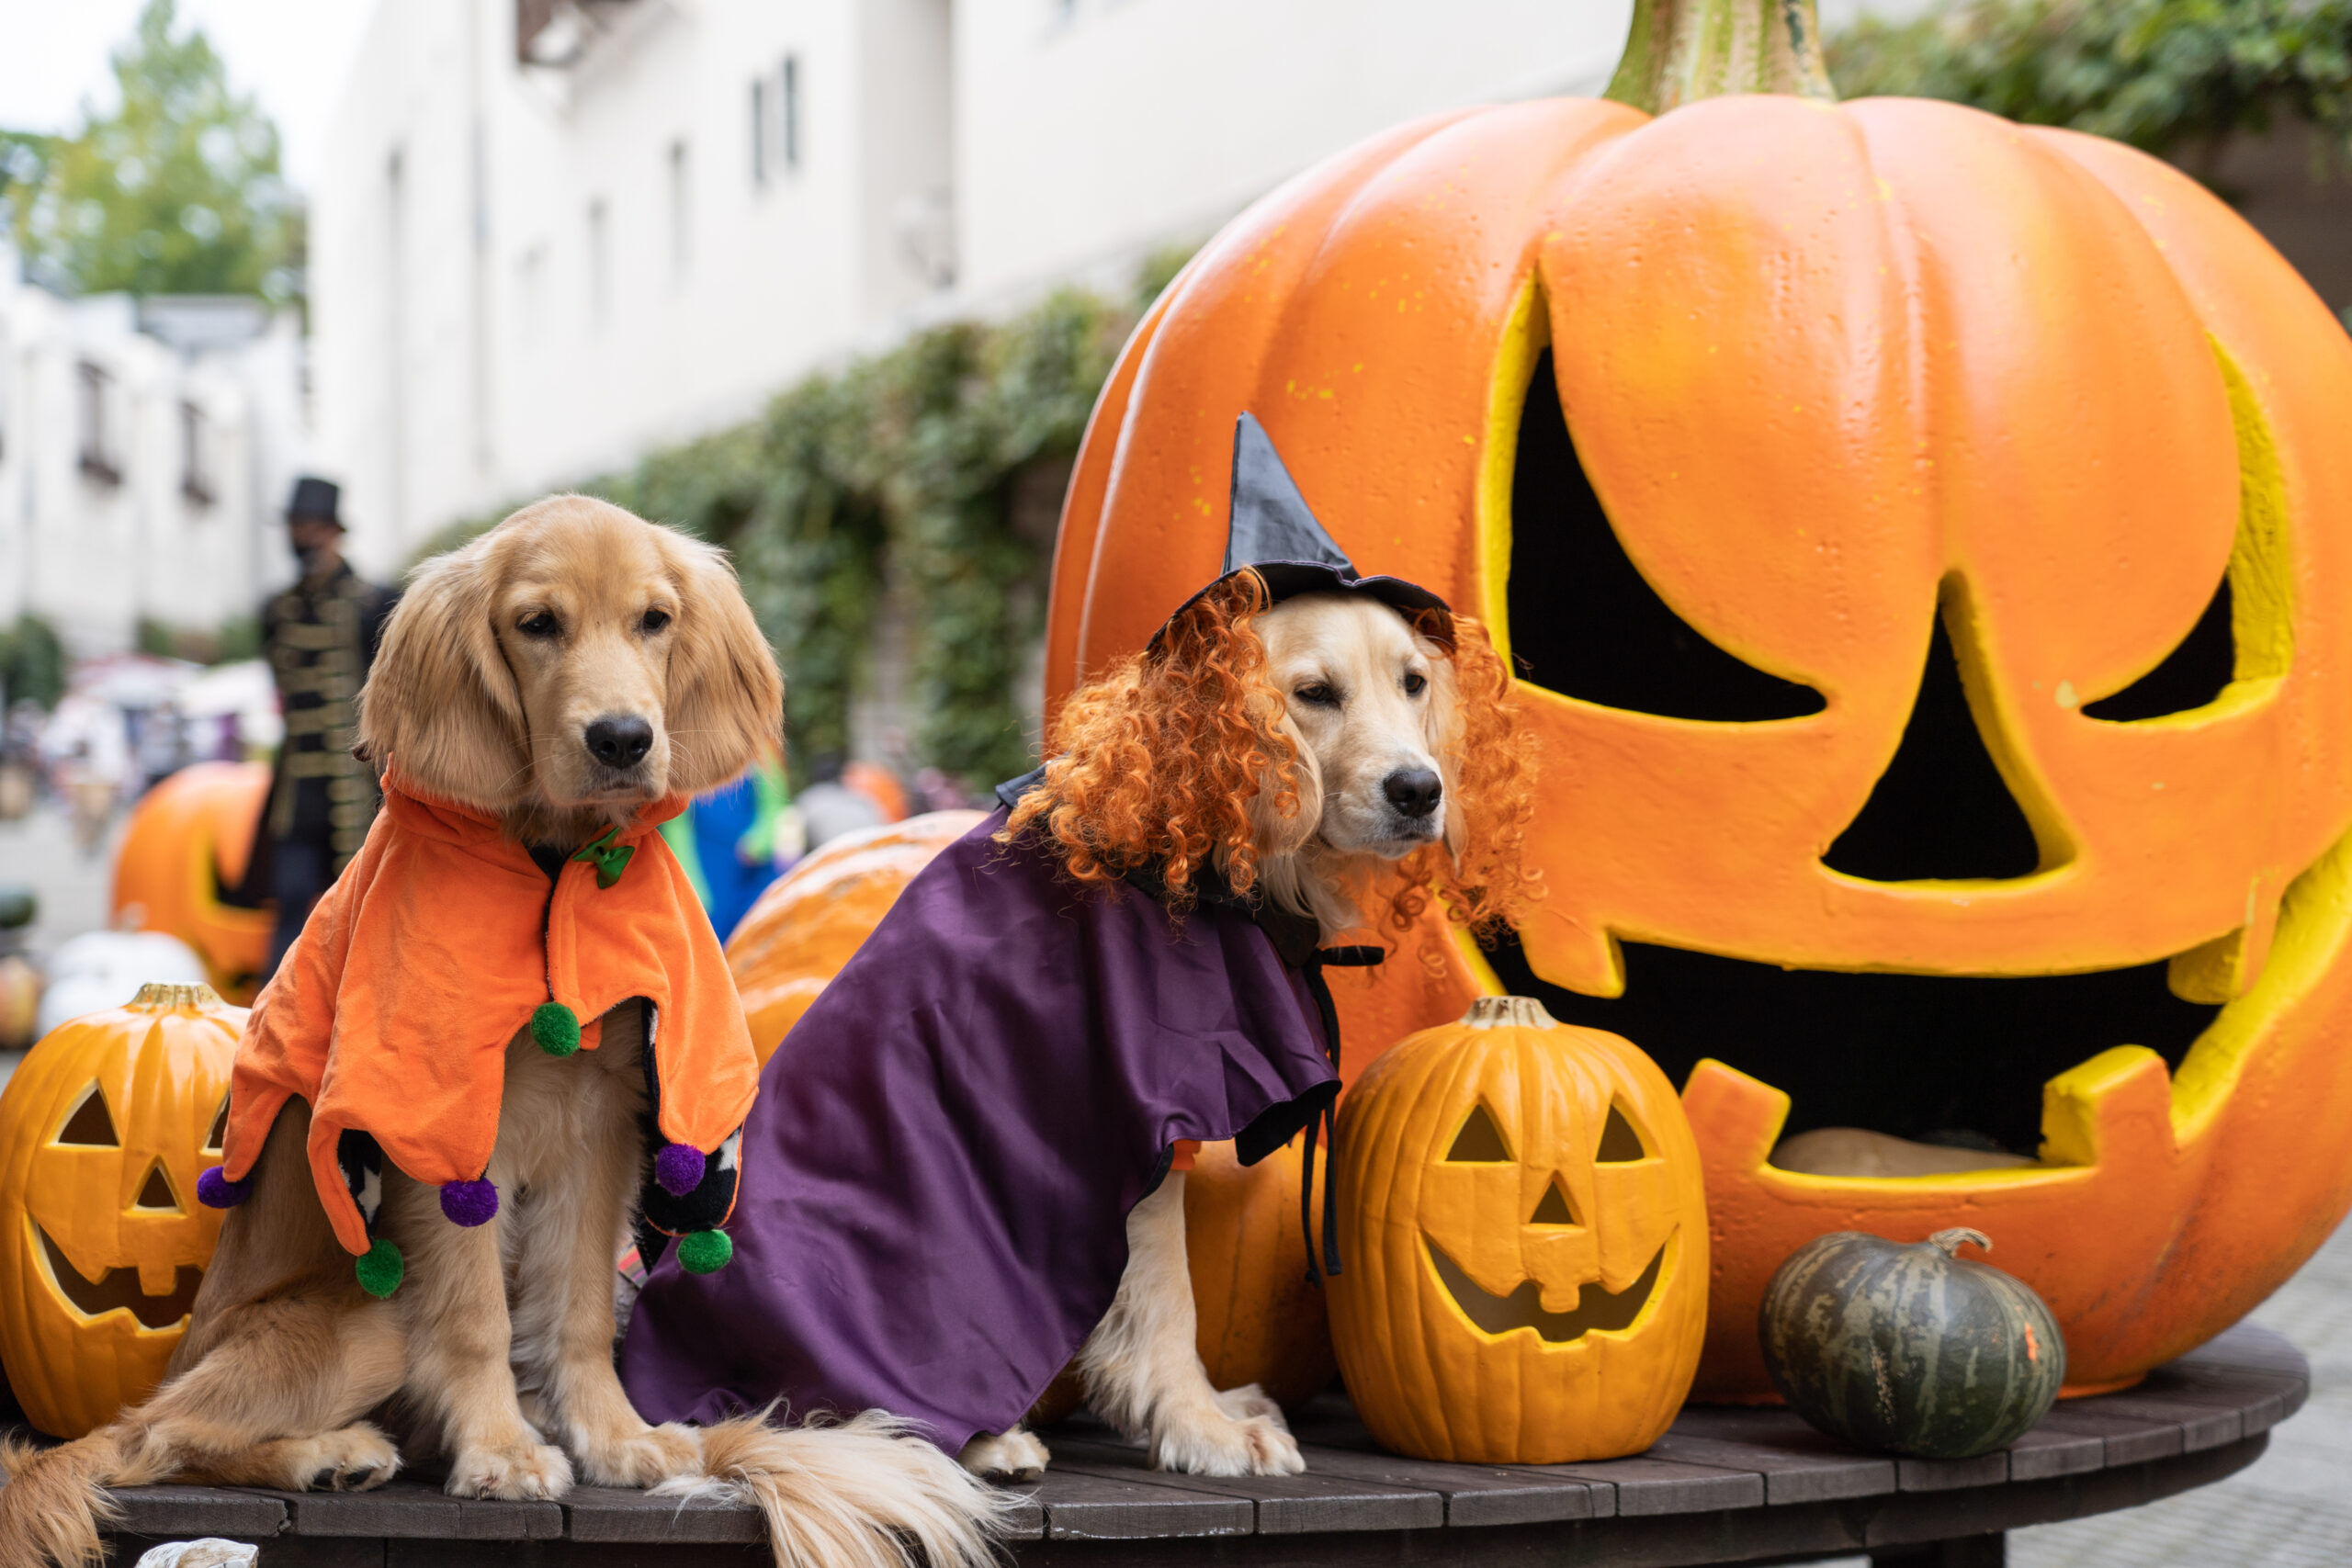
196,1167,250,1209
655,1142,706,1197
440,1179,500,1227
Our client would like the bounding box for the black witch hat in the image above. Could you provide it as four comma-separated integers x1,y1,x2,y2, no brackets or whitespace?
1149,413,1453,651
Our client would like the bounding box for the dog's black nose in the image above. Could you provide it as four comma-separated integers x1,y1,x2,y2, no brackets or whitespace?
584,716,654,769
1384,768,1443,819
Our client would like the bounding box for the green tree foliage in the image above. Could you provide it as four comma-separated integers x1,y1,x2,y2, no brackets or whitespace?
1,0,300,300
0,616,68,711
1830,0,2352,162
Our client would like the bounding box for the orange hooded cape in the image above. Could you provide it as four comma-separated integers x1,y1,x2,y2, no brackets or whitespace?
220,765,760,1258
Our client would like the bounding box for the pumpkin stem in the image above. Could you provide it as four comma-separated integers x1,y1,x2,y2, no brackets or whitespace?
1461,996,1561,1030
130,982,223,1010
1928,1227,1993,1258
1604,0,1837,115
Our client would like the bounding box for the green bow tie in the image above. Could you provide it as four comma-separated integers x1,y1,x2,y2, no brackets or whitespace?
573,826,635,889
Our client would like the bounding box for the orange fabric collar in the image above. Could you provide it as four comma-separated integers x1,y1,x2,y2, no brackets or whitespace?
222,768,759,1256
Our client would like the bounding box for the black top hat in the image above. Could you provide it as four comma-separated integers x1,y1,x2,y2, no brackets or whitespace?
1149,414,1453,652
286,476,343,528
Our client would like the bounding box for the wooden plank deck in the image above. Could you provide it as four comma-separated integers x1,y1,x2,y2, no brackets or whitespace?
92,1321,2305,1567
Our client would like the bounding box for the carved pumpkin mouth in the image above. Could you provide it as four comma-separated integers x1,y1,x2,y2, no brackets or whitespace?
1487,931,2220,1159
1428,1238,1667,1343
31,1221,203,1330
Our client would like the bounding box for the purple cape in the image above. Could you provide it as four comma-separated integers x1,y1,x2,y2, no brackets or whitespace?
616,808,1340,1451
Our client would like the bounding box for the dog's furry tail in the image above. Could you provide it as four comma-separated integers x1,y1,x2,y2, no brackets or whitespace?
0,1427,133,1568
658,1407,1017,1568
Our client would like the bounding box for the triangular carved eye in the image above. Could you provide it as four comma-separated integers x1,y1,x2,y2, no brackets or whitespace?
1507,347,1824,723
1596,1105,1647,1163
1445,1104,1513,1163
1529,1180,1578,1225
56,1087,119,1147
204,1097,229,1156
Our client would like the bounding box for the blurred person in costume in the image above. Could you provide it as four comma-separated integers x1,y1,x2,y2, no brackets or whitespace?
243,477,398,973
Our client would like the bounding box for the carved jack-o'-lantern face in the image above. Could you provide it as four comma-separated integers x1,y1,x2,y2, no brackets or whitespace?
0,984,240,1438
1046,87,2352,1398
1329,998,1706,1463
111,761,274,1004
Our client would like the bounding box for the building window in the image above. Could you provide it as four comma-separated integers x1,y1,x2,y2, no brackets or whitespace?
752,78,768,186
668,141,691,286
586,197,609,328
76,362,120,487
179,400,213,507
781,55,800,171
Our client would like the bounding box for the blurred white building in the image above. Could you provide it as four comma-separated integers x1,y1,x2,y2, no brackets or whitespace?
0,253,306,656
312,0,1634,570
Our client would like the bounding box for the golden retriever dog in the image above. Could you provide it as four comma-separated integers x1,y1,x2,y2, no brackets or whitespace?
959,581,1535,1480
0,496,1007,1568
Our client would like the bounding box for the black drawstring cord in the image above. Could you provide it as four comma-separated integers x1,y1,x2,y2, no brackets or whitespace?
1299,944,1382,1284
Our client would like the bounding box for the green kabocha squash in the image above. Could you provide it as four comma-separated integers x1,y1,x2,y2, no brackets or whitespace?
1758,1228,2064,1459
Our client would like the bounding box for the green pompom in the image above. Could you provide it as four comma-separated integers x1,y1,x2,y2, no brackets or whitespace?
532,1002,581,1057
356,1238,404,1298
677,1229,733,1275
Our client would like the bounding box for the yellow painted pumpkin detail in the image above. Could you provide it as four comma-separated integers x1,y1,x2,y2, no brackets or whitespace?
0,982,242,1438
1329,997,1705,1463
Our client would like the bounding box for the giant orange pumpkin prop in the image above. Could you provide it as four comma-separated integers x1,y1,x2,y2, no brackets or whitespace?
112,761,274,1005
1046,0,2352,1398
1330,997,1706,1461
0,983,242,1437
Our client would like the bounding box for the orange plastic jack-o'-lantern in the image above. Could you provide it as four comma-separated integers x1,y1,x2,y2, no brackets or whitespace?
112,761,274,1005
0,983,242,1437
1046,0,2352,1398
1329,998,1705,1461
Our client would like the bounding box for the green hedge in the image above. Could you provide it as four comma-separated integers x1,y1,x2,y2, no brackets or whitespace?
1829,0,2352,161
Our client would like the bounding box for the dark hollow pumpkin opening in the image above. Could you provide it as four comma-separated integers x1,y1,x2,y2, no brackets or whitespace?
2083,574,2236,722
1824,612,2043,883
1482,931,2218,1156
1505,349,1825,722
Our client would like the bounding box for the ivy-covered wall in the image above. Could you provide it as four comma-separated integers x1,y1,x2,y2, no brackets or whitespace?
424,258,1178,791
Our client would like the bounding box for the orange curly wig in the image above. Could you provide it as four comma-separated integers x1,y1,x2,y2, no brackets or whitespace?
1002,570,1540,937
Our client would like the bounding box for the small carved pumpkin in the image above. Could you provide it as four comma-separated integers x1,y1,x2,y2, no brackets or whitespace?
0,983,241,1437
111,762,274,1005
1329,997,1706,1462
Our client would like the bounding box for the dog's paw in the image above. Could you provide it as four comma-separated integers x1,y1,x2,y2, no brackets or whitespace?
293,1424,402,1492
959,1427,1051,1482
447,1439,574,1500
574,1421,704,1489
1149,1401,1306,1477
1211,1383,1287,1427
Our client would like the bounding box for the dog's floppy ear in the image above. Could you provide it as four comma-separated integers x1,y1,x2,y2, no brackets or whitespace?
356,536,530,808
661,533,784,795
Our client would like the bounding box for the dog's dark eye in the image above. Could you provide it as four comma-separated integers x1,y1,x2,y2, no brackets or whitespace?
519,612,560,639
640,609,673,635
1403,671,1428,697
1295,682,1341,709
